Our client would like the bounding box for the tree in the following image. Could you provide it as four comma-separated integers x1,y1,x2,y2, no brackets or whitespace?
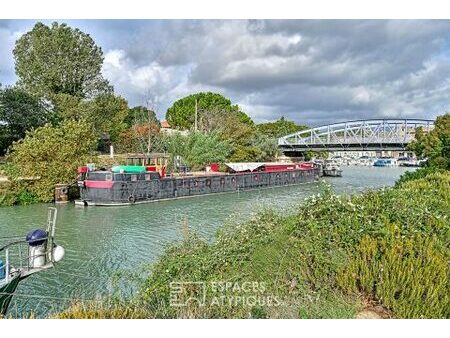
115,123,163,154
408,113,450,169
6,119,97,202
125,106,159,128
46,93,129,153
50,93,129,143
249,134,280,161
83,94,129,142
166,92,253,130
164,132,231,171
13,22,112,98
115,105,163,154
257,117,308,138
0,86,52,155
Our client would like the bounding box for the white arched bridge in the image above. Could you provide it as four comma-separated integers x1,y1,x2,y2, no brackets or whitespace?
278,118,434,154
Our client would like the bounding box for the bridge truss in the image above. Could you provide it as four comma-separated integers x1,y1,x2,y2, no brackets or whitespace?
278,119,434,153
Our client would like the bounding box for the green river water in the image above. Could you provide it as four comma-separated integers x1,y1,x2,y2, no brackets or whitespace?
1,166,414,317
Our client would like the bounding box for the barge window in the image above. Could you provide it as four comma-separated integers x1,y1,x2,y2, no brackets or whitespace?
105,174,112,181
145,174,151,181
131,175,137,182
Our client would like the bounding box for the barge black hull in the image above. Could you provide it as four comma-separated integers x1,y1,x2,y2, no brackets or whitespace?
77,168,321,206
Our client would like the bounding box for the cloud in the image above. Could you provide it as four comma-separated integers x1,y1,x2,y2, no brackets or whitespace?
1,19,450,126
102,49,189,109
0,27,20,85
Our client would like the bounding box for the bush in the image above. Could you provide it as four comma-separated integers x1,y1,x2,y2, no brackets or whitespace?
0,182,17,206
338,229,449,318
137,172,450,318
58,171,450,318
5,119,97,203
395,166,444,187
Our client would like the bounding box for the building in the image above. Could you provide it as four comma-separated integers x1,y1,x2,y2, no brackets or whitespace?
160,120,189,136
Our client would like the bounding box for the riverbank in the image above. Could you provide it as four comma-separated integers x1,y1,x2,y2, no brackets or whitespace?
55,170,450,319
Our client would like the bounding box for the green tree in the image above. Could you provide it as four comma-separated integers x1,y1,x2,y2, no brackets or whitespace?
50,93,129,143
6,119,97,202
13,22,112,98
125,106,159,128
257,117,308,138
166,92,253,130
83,94,129,142
250,134,280,161
164,132,231,171
0,86,52,155
408,113,450,169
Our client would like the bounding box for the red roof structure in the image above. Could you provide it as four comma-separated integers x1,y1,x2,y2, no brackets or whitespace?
161,120,171,129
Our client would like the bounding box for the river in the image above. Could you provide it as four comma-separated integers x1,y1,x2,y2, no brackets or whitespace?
1,166,413,317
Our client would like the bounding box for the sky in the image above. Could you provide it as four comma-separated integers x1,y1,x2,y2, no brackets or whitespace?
1,19,449,126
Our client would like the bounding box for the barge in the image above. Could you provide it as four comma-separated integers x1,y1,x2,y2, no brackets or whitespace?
75,162,321,206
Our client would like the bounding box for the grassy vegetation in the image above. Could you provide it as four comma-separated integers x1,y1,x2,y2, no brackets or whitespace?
54,171,449,319
395,166,445,187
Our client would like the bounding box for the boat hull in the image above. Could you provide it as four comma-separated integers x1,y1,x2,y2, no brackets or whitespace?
77,168,321,207
0,274,20,316
323,169,343,177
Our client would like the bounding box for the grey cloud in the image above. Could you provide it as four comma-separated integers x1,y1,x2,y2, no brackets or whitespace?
1,19,449,126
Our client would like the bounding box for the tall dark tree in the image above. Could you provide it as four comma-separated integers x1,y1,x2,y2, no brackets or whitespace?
13,22,112,99
0,86,51,155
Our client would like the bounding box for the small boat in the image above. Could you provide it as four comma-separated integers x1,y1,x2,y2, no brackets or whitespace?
0,207,64,316
358,156,376,166
373,158,398,167
323,160,343,177
398,157,420,167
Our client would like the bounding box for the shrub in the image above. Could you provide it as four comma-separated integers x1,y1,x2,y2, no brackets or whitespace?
58,171,450,319
5,119,97,202
138,172,449,318
395,166,444,187
338,228,449,318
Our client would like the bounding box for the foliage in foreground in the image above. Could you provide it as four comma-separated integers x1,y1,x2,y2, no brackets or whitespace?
141,172,449,318
58,171,450,319
395,166,444,187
